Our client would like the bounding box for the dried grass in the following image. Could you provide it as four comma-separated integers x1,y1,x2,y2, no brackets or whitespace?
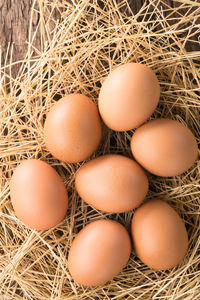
0,0,200,299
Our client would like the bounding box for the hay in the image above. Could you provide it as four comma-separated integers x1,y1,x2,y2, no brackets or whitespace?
0,0,199,299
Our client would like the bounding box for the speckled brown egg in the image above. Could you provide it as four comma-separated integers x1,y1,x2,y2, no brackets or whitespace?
75,154,148,213
131,199,188,270
68,219,131,286
98,63,160,131
44,93,102,163
10,159,68,230
131,118,198,177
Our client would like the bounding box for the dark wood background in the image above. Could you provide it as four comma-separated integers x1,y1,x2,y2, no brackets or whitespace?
0,0,199,77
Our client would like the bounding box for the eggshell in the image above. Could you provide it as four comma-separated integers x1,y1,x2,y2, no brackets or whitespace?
44,93,102,163
131,199,188,270
68,219,131,286
131,118,198,177
75,154,148,213
10,159,68,230
98,63,160,131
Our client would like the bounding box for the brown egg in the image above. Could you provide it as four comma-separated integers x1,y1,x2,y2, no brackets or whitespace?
131,118,198,177
10,159,68,230
131,199,188,270
68,219,131,286
44,93,102,163
98,63,160,131
75,154,148,213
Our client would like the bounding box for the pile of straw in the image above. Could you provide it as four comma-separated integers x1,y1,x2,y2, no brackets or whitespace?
0,0,199,299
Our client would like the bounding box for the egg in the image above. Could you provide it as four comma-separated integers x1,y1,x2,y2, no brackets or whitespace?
98,63,160,131
131,199,188,270
75,154,148,213
68,219,131,286
131,118,198,177
44,93,102,163
10,159,68,230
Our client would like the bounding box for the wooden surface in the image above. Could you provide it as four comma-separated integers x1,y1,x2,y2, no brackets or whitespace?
0,0,37,76
0,0,199,77
0,0,59,77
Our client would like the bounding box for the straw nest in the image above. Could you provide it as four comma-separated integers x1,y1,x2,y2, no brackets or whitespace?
0,0,199,299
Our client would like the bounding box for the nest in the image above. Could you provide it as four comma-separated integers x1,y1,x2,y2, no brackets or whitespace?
0,0,199,299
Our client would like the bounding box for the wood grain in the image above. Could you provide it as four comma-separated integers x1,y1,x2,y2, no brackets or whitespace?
0,0,39,76
0,0,59,77
0,0,199,77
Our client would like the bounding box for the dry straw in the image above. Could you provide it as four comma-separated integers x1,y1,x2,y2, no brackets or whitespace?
0,0,200,299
